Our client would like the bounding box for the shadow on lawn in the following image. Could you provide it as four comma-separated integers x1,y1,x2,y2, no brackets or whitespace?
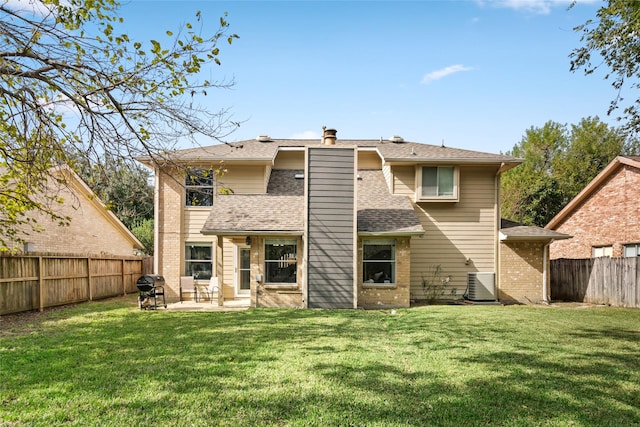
2,302,640,426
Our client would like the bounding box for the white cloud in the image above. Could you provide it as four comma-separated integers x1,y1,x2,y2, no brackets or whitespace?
3,0,58,16
290,130,320,139
421,64,473,85
476,0,598,15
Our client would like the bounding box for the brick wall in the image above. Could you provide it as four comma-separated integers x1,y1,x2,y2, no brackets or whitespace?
500,241,546,303
357,237,411,309
156,168,184,300
550,164,640,259
7,177,138,257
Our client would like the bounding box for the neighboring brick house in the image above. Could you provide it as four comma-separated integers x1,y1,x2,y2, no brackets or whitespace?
546,156,640,259
139,128,555,308
499,219,570,303
1,165,143,256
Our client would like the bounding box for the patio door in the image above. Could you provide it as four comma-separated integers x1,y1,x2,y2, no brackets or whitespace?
235,246,251,297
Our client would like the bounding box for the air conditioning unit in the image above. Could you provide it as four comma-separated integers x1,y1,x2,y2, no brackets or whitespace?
467,272,496,301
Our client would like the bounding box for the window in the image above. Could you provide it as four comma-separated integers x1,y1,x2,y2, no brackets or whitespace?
592,246,613,258
186,168,214,206
363,239,396,284
417,166,458,201
624,244,640,257
185,243,212,280
264,239,297,284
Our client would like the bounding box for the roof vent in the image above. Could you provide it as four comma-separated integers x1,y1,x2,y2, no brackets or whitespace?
256,135,272,142
389,135,404,143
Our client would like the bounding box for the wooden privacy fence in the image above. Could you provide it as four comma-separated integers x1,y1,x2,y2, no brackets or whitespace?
1,254,154,315
551,257,640,308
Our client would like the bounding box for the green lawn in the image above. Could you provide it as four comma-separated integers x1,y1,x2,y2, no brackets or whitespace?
1,297,639,426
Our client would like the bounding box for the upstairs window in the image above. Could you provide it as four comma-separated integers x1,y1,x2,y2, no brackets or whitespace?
186,168,214,206
624,244,640,257
417,166,458,201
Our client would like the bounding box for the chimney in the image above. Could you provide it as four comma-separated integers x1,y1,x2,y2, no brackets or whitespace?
322,127,337,145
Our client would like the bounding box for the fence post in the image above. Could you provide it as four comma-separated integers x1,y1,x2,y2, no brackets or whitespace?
122,259,126,296
38,256,44,312
87,257,93,301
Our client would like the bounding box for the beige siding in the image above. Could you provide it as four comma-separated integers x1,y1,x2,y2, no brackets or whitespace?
382,165,392,192
392,165,415,196
273,151,305,169
183,208,211,237
218,165,267,194
264,165,272,192
410,166,498,299
221,237,243,299
357,151,382,170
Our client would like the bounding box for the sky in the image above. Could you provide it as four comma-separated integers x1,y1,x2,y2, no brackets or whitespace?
87,1,621,154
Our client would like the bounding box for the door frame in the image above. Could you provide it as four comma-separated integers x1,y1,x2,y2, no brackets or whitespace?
234,244,251,297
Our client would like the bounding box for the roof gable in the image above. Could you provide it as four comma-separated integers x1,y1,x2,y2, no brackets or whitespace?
546,156,640,230
51,166,144,250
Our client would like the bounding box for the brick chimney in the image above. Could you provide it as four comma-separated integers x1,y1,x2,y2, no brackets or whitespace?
322,127,337,145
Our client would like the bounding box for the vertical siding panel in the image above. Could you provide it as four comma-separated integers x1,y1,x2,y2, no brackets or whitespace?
307,148,355,308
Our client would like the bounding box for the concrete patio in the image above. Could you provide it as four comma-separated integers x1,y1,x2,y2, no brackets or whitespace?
165,299,251,312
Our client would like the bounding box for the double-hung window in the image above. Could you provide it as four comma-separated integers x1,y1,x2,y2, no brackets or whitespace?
185,243,212,280
264,239,297,284
186,168,214,206
592,246,613,258
624,243,640,257
363,239,396,284
417,166,458,201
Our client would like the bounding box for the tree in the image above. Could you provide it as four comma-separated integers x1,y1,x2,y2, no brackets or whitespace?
131,218,153,255
501,117,634,227
78,155,153,230
555,116,636,196
0,0,238,250
570,1,640,134
501,121,568,226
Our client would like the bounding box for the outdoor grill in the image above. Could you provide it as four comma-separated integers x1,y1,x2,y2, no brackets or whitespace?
136,274,167,310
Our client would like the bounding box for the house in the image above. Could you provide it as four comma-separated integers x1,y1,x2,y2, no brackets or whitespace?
546,155,640,259
0,165,144,256
139,128,553,308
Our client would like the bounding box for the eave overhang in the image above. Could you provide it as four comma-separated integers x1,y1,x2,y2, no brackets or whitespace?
358,230,425,237
201,230,303,236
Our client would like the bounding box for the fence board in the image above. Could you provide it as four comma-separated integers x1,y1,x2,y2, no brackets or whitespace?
1,254,153,315
551,257,640,308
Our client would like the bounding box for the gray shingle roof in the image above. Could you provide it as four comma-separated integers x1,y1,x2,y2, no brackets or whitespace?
201,195,304,234
201,169,424,236
500,219,571,241
157,138,520,164
357,170,424,235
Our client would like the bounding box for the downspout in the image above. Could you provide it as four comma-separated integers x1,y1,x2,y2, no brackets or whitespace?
495,168,501,298
542,240,552,304
153,166,160,274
